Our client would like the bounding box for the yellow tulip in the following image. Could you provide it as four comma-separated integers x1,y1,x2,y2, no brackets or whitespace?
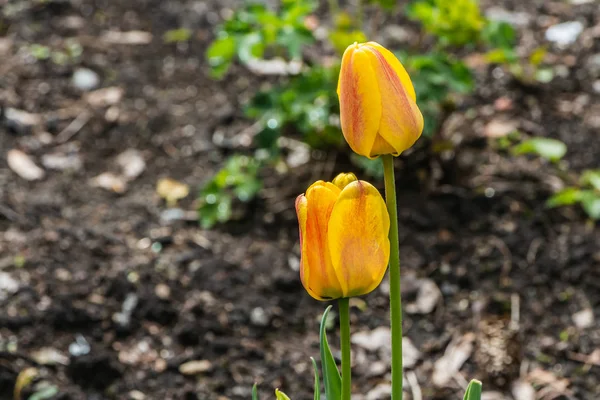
337,41,424,159
295,173,390,300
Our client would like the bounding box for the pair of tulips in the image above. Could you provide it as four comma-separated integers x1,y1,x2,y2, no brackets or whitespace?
289,41,484,400
297,42,423,301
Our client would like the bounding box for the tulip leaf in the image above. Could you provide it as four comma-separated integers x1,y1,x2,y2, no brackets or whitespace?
275,389,291,400
463,379,483,400
546,188,581,208
252,383,259,400
319,306,341,400
311,357,320,400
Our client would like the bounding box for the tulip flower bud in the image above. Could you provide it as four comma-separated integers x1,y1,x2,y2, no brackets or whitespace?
332,172,357,189
337,41,424,159
295,175,390,300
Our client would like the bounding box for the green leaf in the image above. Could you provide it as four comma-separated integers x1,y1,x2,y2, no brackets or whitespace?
252,383,259,400
319,306,341,400
580,191,600,220
29,44,51,60
350,154,384,179
276,28,314,59
238,32,265,63
485,48,518,64
206,35,236,79
546,188,581,208
529,46,547,67
463,379,483,400
512,138,567,161
482,20,516,49
28,384,59,400
406,0,485,47
581,170,600,191
163,28,192,43
311,357,321,400
275,389,291,400
535,68,554,83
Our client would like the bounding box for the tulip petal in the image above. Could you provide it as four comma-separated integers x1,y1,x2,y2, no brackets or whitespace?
338,44,382,158
365,42,417,101
299,181,343,300
327,181,390,297
365,43,424,157
370,133,396,156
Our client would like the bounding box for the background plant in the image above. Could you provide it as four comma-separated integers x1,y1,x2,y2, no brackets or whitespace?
205,0,316,79
200,0,518,226
499,134,598,220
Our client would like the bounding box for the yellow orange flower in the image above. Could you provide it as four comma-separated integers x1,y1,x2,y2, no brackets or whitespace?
337,41,424,159
295,173,390,300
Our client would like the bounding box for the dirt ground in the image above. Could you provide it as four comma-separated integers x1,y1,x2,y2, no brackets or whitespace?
1,0,599,399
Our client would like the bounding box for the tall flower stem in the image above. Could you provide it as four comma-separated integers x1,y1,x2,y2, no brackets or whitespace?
338,297,352,400
382,154,403,399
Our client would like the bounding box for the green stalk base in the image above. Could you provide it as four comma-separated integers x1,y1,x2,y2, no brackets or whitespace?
383,154,403,400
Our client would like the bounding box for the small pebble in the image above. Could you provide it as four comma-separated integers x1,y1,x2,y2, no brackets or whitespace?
155,283,171,299
179,359,212,375
68,334,91,356
545,21,584,46
250,307,270,327
73,68,100,91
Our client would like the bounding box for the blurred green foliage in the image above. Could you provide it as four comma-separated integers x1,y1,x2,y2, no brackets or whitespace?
407,0,485,47
205,0,316,78
547,170,600,220
197,155,263,228
407,0,516,52
503,135,598,220
163,28,192,43
246,65,343,151
512,137,567,162
401,52,474,136
487,46,555,85
200,0,559,227
328,12,367,55
27,39,83,65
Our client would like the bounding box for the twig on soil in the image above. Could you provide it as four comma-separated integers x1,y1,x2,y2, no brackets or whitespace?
231,120,264,148
567,349,600,369
0,351,41,367
490,236,512,286
55,111,92,144
452,372,469,390
0,203,25,223
526,238,543,265
510,293,520,331
406,370,423,400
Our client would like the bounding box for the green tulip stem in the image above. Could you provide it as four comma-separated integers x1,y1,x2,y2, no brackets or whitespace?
338,297,352,400
383,154,403,400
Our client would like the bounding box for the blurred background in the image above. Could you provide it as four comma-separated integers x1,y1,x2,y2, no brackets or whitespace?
0,0,599,399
